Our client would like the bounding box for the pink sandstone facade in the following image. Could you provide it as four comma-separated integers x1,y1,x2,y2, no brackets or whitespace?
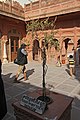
0,1,26,62
0,0,80,65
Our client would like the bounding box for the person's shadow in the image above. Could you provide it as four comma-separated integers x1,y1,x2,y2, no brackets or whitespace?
65,65,76,76
65,64,71,76
18,68,35,81
27,69,35,78
65,65,80,82
65,68,71,76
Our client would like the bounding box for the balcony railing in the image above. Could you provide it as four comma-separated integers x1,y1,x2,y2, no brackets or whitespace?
24,0,80,21
0,0,80,21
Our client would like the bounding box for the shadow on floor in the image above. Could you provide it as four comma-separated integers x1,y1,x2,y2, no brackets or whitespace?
65,65,80,82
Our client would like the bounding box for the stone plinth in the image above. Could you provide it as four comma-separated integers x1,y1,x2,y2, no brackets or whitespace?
12,90,73,120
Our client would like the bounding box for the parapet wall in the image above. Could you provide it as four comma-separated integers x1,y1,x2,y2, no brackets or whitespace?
0,1,25,20
24,0,80,21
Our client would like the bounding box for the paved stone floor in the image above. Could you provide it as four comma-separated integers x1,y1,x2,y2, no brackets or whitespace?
1,61,80,120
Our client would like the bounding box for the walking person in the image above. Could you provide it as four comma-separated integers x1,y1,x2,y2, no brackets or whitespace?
68,55,75,77
14,43,28,83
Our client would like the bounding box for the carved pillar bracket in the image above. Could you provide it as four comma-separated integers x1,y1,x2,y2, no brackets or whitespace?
3,40,8,64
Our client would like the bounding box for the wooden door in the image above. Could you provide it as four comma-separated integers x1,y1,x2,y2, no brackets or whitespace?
11,36,19,61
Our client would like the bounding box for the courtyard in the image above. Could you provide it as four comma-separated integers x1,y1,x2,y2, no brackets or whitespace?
1,61,80,120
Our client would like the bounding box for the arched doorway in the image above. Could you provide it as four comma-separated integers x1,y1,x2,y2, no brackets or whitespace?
51,38,60,63
62,38,74,64
32,39,40,60
7,29,22,62
10,36,19,61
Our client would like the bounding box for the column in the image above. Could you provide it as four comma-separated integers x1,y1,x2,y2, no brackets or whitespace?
9,38,11,62
19,39,21,48
39,0,41,14
3,40,8,64
30,2,32,11
59,29,62,64
74,27,78,65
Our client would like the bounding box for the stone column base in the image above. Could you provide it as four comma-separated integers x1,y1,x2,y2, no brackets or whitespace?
3,58,8,64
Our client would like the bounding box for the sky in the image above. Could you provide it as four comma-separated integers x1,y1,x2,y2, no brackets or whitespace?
17,0,30,6
0,0,37,7
17,0,36,6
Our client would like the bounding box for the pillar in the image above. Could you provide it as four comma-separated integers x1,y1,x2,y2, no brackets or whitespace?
3,40,8,64
74,27,78,65
9,38,11,62
19,39,21,48
59,29,62,64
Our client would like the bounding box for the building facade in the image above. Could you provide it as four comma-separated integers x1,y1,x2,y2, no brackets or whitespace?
0,0,80,65
0,1,26,63
24,0,80,64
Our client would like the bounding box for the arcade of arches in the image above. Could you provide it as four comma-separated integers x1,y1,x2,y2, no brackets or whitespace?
1,29,80,65
26,29,80,66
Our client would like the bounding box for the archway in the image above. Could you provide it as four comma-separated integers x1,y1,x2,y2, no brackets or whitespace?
46,38,59,64
7,29,22,62
52,38,60,63
32,39,40,60
62,38,74,64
